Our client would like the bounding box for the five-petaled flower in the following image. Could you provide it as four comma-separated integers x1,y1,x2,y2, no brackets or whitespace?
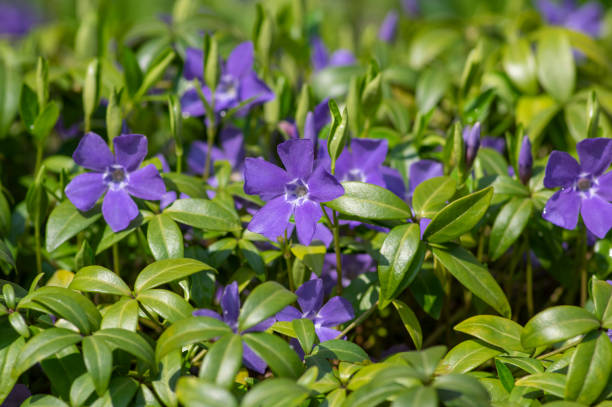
542,138,612,239
192,282,274,373
243,139,344,245
181,42,274,117
65,132,166,232
276,278,354,343
537,0,603,38
311,36,356,71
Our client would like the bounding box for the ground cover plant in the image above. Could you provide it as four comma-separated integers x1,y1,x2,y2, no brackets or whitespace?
1,0,612,405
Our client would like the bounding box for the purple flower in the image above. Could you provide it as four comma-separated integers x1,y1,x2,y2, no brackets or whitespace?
481,137,506,155
0,2,37,37
518,136,533,185
65,132,166,232
277,278,354,343
181,42,274,117
2,384,31,406
537,0,603,38
401,0,420,16
192,282,274,373
154,154,189,210
542,138,612,239
187,126,245,176
463,122,481,168
243,139,344,245
409,159,444,197
311,37,356,71
378,11,399,43
317,253,376,294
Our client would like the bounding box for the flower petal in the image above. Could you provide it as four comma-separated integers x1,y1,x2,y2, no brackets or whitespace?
313,98,331,134
313,223,333,247
294,200,322,246
65,172,107,211
409,160,443,194
180,88,206,117
317,296,354,327
581,194,612,239
543,151,580,188
192,309,223,321
225,42,254,79
73,132,114,171
296,279,324,315
183,47,203,81
311,37,329,71
247,195,293,241
160,191,177,211
596,172,612,201
353,139,388,173
126,164,166,200
239,72,274,107
102,188,139,232
221,282,240,326
186,141,224,176
542,189,581,231
329,50,356,66
220,126,245,169
307,166,344,202
243,157,290,199
114,134,148,172
244,316,275,333
382,166,407,199
315,326,342,342
276,305,302,322
576,138,612,177
243,343,267,374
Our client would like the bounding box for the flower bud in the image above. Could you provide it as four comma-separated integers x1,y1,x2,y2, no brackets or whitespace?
462,122,481,168
378,11,399,43
518,135,533,184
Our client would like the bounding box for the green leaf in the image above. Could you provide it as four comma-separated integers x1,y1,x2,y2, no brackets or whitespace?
242,332,304,378
495,359,515,393
19,286,101,334
93,329,154,366
515,373,566,398
21,395,70,407
0,55,22,137
70,373,95,407
137,289,193,322
292,319,316,355
399,345,446,378
392,300,422,350
476,148,509,177
408,28,458,70
489,198,533,261
423,187,493,243
238,281,296,332
437,339,502,375
120,48,142,97
378,224,425,302
536,28,575,102
564,330,612,404
100,298,139,331
454,315,524,352
0,336,24,404
199,333,242,388
134,49,175,101
392,386,437,407
432,245,510,317
14,328,82,377
412,176,457,218
410,268,444,319
241,378,309,407
165,198,241,231
176,377,237,407
82,336,112,396
155,316,232,362
326,181,412,220
496,356,543,374
70,266,131,296
94,211,152,254
433,374,490,406
521,306,599,349
416,66,449,113
134,258,214,293
162,173,208,198
592,279,612,326
327,100,349,173
503,39,538,94
20,83,38,131
83,59,101,120
46,201,102,252
315,340,369,363
32,102,59,143
239,239,266,275
147,214,183,260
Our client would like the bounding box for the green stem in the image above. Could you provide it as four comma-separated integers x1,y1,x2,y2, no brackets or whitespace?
138,303,163,332
284,231,294,291
579,228,588,307
34,144,43,175
332,211,343,295
34,222,42,275
112,243,120,275
202,122,215,180
334,300,378,339
176,148,183,175
526,236,534,317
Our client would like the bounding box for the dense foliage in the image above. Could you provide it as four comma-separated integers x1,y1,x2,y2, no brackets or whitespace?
1,0,612,406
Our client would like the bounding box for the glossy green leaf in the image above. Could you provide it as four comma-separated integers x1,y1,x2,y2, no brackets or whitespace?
454,315,524,352
432,245,510,317
326,181,412,220
176,377,237,407
93,329,154,366
134,49,174,101
503,39,538,94
46,201,102,252
437,339,501,374
380,225,423,305
410,268,444,319
241,378,309,407
412,176,457,218
536,28,575,102
137,289,193,322
100,298,139,331
14,328,82,377
433,373,490,406
243,332,304,378
199,333,242,388
515,373,566,398
70,266,131,296
31,101,59,142
147,214,183,260
496,356,543,374
0,336,24,403
134,258,214,293
315,340,369,363
82,336,112,396
416,66,449,113
0,55,22,138
592,279,612,326
292,318,316,355
393,300,422,350
392,386,437,407
408,28,458,69
565,330,612,404
423,187,493,243
327,100,349,173
162,173,208,198
155,316,232,362
21,395,70,407
165,198,241,231
70,373,95,407
495,359,515,393
238,281,296,332
521,306,599,349
489,198,533,260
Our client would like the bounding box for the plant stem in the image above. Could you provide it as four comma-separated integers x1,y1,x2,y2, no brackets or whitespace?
112,243,120,275
34,144,43,175
284,232,294,291
176,148,183,174
203,121,215,180
335,300,378,339
526,236,534,317
332,211,343,295
34,222,42,275
578,225,588,307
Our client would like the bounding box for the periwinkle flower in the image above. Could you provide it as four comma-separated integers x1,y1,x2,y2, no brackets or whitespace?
537,0,603,38
2,384,31,406
481,137,506,155
542,138,612,239
65,133,166,232
311,37,356,71
518,136,533,185
378,11,399,43
401,0,420,16
154,155,189,210
193,282,274,373
187,126,245,176
0,2,37,37
181,42,274,117
408,159,444,197
277,278,354,343
463,122,481,168
317,253,376,294
243,139,344,245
